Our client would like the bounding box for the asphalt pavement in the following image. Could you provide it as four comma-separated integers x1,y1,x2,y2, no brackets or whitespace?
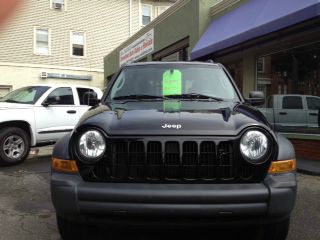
0,155,319,240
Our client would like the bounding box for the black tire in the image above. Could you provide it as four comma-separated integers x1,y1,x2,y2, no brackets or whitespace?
57,215,98,240
0,127,30,166
256,218,290,240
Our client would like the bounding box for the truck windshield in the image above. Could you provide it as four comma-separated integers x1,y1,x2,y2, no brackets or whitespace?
108,64,239,102
0,86,50,104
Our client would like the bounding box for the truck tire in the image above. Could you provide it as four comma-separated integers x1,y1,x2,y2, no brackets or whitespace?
257,218,290,240
57,215,97,240
0,127,30,166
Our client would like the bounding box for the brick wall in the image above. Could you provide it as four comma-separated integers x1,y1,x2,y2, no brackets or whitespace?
289,139,320,160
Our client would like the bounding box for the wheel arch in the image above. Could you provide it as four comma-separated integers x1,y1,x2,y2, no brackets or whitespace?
0,121,35,146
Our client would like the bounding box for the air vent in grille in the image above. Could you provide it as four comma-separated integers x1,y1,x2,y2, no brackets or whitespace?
147,142,162,179
183,141,198,179
199,141,216,180
78,139,270,183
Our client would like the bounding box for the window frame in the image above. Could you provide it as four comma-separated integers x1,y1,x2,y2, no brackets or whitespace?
76,87,96,105
0,85,12,98
306,96,320,110
44,87,75,106
141,4,153,27
70,31,86,58
282,96,303,110
50,0,67,11
34,26,51,56
257,57,265,73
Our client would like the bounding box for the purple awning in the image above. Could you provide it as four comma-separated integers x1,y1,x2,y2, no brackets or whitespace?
191,0,320,60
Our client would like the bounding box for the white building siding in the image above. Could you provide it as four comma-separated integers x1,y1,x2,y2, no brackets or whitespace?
0,0,175,89
131,0,141,35
0,0,134,69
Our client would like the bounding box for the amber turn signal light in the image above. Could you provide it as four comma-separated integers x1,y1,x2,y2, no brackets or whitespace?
52,158,79,174
268,159,296,174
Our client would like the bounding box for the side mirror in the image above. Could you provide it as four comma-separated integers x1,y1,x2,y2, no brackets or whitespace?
83,91,100,106
42,96,60,107
247,91,265,106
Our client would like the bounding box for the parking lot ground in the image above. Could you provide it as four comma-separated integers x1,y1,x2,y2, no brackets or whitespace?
0,156,319,240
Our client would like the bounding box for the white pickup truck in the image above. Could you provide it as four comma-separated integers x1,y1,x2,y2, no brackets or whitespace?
259,94,320,133
0,84,102,165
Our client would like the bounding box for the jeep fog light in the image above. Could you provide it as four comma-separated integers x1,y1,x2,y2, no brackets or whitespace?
240,130,269,164
78,130,106,162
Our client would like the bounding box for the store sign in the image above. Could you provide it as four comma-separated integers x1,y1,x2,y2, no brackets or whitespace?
46,73,92,81
119,29,154,66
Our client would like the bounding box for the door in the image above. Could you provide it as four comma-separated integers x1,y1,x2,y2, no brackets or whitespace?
274,95,307,133
306,96,320,134
34,87,79,143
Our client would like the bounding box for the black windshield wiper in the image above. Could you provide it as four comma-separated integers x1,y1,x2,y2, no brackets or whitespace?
164,93,223,101
113,94,168,100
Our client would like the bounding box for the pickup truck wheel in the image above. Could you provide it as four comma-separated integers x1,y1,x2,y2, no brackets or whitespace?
57,215,97,240
257,218,290,240
0,127,30,166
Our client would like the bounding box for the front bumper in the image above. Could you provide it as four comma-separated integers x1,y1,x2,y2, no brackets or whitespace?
51,172,296,226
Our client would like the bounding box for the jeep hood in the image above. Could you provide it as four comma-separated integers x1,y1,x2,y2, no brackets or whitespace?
77,101,270,136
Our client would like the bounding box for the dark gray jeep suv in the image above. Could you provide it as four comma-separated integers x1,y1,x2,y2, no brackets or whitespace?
51,62,297,240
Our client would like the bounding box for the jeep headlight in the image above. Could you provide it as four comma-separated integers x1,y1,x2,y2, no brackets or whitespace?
78,130,106,163
240,130,269,164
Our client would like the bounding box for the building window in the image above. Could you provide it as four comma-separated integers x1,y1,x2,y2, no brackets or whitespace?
142,4,152,26
71,32,85,57
256,41,320,135
34,27,50,55
51,0,65,10
257,57,265,73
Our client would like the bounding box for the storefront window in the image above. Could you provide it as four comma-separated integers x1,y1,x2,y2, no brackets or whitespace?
257,42,320,135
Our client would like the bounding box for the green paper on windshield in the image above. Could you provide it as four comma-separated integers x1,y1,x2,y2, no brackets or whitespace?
162,70,182,96
163,101,181,112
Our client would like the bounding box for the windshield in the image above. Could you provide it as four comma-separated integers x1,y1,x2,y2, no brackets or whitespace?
108,64,239,102
0,86,50,104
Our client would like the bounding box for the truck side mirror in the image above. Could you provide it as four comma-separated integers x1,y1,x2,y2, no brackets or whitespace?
247,91,265,106
42,96,60,107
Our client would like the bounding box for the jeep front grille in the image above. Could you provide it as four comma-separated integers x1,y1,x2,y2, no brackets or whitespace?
77,139,270,183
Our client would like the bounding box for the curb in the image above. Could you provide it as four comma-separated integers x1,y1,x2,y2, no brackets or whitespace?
297,168,320,176
28,147,53,160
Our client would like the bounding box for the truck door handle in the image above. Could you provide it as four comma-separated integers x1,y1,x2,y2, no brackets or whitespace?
279,112,287,115
67,110,77,114
309,113,318,116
